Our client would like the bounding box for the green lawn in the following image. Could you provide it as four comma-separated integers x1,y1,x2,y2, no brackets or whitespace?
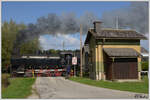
2,77,36,98
2,74,10,90
69,76,148,94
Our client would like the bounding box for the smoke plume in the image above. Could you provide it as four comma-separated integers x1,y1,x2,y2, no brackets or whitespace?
16,12,98,45
101,2,148,34
16,2,148,46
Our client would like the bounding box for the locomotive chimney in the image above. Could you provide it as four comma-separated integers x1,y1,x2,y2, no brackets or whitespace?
93,21,102,33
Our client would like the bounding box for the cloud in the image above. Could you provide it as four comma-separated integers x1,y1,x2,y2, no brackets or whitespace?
39,33,149,51
141,33,149,50
39,33,86,50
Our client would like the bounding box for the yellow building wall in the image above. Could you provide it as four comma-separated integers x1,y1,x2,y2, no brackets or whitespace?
104,45,141,70
95,45,105,80
94,44,142,80
89,38,142,80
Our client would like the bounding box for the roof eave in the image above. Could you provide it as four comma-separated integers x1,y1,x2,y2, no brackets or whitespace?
109,56,140,58
84,31,93,44
95,37,147,40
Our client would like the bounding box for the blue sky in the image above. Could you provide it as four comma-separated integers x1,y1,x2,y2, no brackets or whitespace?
2,2,131,24
2,1,148,50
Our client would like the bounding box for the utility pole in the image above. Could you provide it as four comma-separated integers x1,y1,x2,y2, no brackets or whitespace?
116,16,119,29
80,24,83,77
74,52,76,77
62,41,65,50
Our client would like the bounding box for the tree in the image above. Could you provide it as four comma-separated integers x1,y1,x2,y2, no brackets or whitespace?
20,38,41,55
2,20,26,72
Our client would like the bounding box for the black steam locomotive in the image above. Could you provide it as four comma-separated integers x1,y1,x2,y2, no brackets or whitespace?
11,51,80,77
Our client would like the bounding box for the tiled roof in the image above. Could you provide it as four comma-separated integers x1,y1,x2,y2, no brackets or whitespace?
85,28,146,44
91,28,146,39
103,48,141,57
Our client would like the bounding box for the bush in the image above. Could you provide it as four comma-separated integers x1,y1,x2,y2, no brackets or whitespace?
83,72,89,78
142,61,149,71
2,74,10,88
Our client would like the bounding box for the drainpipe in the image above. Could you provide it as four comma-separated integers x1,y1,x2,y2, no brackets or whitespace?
112,57,115,81
96,44,99,80
101,38,105,80
97,44,99,80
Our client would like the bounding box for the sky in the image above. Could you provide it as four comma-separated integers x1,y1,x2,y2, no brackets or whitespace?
2,1,148,50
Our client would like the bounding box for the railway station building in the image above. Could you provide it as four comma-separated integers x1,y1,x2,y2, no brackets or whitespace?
84,21,147,81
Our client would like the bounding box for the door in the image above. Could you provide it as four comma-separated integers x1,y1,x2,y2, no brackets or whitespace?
113,58,138,79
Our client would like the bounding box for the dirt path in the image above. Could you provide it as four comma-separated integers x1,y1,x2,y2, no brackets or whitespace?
28,77,148,99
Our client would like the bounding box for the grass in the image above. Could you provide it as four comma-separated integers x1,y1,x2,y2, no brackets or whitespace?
2,73,10,91
69,76,148,94
2,76,36,99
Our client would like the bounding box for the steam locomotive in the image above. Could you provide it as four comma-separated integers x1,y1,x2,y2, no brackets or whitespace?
11,51,80,77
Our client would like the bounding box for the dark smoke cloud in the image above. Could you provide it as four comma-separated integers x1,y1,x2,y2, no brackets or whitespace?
36,12,98,34
101,2,148,34
16,12,98,45
36,13,61,34
16,23,41,44
60,13,79,34
16,2,148,46
80,12,99,33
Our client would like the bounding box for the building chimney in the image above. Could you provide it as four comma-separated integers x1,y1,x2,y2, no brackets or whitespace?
93,21,102,33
